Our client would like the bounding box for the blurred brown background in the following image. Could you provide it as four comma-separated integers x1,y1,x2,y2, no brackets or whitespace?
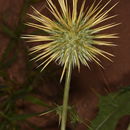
0,0,130,130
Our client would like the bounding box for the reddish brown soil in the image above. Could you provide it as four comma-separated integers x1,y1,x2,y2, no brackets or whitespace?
0,0,130,130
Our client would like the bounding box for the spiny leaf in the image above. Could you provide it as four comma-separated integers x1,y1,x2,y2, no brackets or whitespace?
89,90,130,130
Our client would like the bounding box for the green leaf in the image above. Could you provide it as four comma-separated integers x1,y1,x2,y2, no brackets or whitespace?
24,95,50,107
9,86,33,101
90,91,130,130
120,86,130,94
0,24,16,38
10,112,41,121
0,112,41,122
0,111,10,120
10,108,57,121
0,71,8,78
0,121,9,130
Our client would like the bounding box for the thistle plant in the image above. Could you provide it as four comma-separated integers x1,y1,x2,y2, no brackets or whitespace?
22,0,119,129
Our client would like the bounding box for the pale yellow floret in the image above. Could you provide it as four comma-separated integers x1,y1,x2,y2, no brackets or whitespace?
22,0,119,80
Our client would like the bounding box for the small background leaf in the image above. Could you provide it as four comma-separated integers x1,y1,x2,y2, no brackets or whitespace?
90,90,130,130
24,95,50,107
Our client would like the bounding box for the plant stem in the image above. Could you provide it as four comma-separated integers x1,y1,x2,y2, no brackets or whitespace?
61,63,72,130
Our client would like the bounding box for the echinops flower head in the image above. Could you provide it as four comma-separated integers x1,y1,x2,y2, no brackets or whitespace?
22,0,119,81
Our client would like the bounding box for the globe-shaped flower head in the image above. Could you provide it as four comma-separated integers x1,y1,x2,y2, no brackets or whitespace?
23,0,119,81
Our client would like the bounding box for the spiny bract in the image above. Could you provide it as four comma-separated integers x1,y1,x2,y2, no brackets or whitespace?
22,0,119,81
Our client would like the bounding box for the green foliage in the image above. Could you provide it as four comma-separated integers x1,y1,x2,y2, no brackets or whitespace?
55,105,82,125
24,95,50,107
0,0,128,130
0,0,53,129
90,89,130,130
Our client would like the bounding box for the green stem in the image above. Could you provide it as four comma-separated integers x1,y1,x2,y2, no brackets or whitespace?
61,64,72,130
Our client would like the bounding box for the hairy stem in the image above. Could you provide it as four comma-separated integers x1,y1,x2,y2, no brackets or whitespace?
61,63,72,130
